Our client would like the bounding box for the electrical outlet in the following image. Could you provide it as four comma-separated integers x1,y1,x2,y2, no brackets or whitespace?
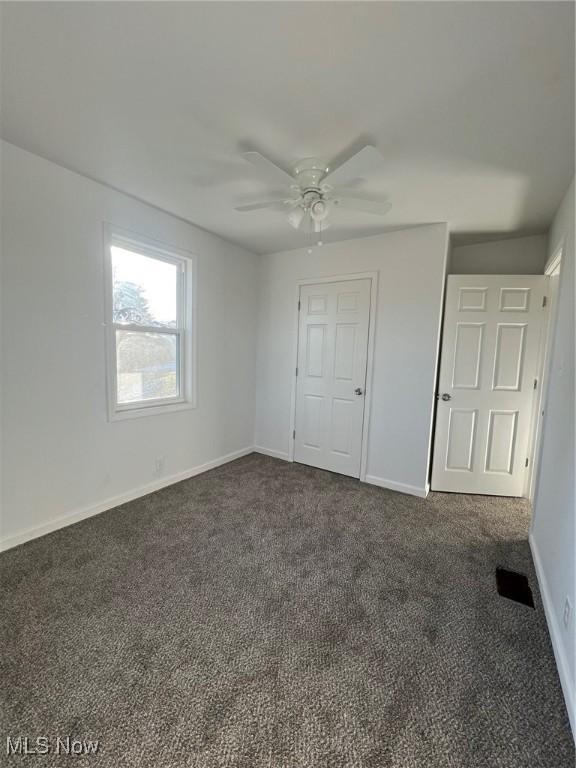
563,597,572,629
154,457,165,477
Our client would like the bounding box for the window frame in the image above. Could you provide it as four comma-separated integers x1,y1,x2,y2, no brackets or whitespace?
103,224,196,421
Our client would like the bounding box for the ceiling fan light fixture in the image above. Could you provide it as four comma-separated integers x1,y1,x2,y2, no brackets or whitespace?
287,206,305,229
310,198,328,222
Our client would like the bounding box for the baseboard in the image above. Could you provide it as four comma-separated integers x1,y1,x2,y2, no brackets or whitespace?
0,446,254,553
529,532,575,740
364,474,428,498
253,446,291,462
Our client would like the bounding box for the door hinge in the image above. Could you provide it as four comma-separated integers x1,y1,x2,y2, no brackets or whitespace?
298,300,301,311
533,378,538,390
542,296,547,308
293,429,296,439
525,457,529,468
295,366,298,377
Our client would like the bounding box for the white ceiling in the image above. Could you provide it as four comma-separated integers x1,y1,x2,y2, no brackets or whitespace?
1,2,574,255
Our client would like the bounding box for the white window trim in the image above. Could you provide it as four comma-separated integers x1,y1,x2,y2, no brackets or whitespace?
103,224,197,421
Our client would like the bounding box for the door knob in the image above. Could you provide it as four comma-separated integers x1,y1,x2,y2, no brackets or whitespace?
354,387,364,396
440,393,451,401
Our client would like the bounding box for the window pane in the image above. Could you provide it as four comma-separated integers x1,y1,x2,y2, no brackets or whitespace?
116,331,179,403
112,246,178,327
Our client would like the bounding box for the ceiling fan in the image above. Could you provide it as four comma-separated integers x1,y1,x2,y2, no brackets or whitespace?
234,145,391,235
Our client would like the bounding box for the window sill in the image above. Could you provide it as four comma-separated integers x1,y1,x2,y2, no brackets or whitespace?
109,399,196,422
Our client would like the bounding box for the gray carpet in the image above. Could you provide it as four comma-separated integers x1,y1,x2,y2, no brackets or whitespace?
1,453,573,767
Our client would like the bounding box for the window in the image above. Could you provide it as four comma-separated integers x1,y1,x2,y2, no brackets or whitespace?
105,228,195,419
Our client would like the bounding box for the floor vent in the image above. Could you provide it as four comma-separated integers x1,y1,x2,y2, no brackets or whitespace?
495,567,535,608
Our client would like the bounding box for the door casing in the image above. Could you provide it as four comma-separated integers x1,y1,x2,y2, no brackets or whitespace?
527,245,563,502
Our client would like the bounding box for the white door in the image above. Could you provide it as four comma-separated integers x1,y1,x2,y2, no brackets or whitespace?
431,275,546,496
294,279,372,478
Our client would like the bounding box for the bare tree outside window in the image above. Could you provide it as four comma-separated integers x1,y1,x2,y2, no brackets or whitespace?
106,237,191,416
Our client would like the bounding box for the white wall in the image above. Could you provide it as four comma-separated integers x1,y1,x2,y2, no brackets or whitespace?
0,142,260,549
254,224,449,496
530,179,575,735
450,234,548,274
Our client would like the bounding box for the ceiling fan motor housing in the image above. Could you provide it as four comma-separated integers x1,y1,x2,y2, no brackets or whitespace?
293,157,328,190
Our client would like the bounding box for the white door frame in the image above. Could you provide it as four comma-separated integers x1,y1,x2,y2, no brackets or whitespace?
527,244,564,502
288,271,379,481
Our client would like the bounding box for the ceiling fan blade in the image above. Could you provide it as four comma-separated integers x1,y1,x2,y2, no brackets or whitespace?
323,145,386,186
241,151,295,187
234,200,288,212
334,196,392,216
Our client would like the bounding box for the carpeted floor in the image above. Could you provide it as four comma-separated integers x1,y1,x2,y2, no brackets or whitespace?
1,453,574,767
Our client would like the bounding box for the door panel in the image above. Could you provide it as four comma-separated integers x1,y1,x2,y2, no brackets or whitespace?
432,275,546,496
308,294,328,314
302,395,323,449
294,279,371,477
306,325,326,377
458,287,487,311
331,398,354,456
453,323,484,389
500,288,530,312
334,324,357,380
492,324,526,390
485,410,518,474
446,409,477,471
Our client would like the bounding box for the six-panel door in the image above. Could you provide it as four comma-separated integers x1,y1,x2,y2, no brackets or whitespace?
431,275,546,496
294,279,371,478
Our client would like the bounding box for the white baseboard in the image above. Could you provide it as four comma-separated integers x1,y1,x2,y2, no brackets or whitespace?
0,446,254,553
253,446,291,462
529,532,575,740
364,474,428,498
